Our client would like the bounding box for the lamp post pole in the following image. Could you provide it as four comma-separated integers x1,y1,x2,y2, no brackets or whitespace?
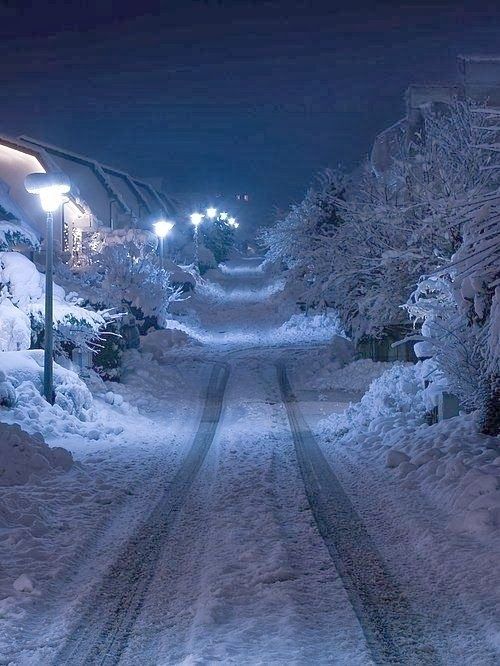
194,226,199,267
44,210,54,403
25,171,71,406
159,235,164,268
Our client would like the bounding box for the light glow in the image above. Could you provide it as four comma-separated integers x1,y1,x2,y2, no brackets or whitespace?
190,212,204,227
206,207,217,219
25,172,71,212
228,217,239,228
154,219,175,238
39,188,69,213
219,211,228,221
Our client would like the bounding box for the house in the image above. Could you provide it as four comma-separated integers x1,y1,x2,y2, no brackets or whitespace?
0,135,177,256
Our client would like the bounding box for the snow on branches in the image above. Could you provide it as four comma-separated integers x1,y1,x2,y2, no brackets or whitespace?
76,227,183,329
264,100,500,433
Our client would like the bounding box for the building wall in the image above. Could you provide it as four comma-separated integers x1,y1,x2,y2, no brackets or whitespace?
0,141,87,252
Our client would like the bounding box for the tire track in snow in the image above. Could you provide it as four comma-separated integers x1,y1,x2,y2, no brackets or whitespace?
52,361,230,666
276,362,439,666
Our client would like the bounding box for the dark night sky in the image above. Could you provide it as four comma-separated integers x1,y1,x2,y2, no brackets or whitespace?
1,0,500,229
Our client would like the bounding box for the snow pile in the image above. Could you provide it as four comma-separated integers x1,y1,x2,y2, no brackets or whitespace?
298,356,392,392
320,362,500,535
218,259,266,276
140,328,194,361
196,277,285,303
274,312,344,344
0,422,72,487
163,311,344,348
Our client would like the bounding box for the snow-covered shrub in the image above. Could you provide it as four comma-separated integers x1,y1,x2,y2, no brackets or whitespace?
0,220,39,252
0,350,93,418
0,298,31,351
77,228,183,331
0,251,107,354
0,187,39,251
0,371,16,407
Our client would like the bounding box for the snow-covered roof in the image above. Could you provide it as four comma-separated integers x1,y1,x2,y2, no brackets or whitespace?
19,136,171,225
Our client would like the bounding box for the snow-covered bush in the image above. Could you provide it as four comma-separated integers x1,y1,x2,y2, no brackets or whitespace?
0,187,39,251
0,251,107,354
0,350,93,418
0,220,39,252
77,228,183,330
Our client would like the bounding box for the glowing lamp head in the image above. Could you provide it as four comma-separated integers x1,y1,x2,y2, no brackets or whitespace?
25,172,71,213
219,211,228,221
206,207,217,219
154,219,174,238
190,212,204,227
228,217,239,228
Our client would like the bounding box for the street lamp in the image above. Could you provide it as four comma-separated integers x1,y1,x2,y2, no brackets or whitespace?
219,211,228,221
153,219,174,268
25,172,71,404
190,212,204,267
206,207,217,219
228,217,239,229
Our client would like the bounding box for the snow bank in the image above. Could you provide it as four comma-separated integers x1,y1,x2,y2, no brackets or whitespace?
320,361,500,535
163,311,344,348
274,312,345,343
196,277,285,303
294,355,392,392
140,328,194,360
0,422,72,487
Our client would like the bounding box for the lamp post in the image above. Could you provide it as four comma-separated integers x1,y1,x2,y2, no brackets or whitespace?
190,212,204,267
25,172,71,404
153,219,174,268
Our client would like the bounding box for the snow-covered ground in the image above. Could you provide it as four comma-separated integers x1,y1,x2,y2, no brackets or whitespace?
0,257,498,664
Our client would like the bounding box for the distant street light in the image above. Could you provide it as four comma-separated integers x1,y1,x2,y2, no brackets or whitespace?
153,219,174,268
206,207,217,219
190,212,204,267
25,172,71,404
190,212,204,227
219,211,228,221
228,217,239,229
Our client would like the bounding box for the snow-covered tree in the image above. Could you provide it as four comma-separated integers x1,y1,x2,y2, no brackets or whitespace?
201,217,235,264
76,228,183,330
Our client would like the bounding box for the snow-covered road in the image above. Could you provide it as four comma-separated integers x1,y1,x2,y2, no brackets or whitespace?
4,257,498,665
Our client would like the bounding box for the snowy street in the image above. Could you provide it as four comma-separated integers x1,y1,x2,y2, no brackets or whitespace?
1,260,497,665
